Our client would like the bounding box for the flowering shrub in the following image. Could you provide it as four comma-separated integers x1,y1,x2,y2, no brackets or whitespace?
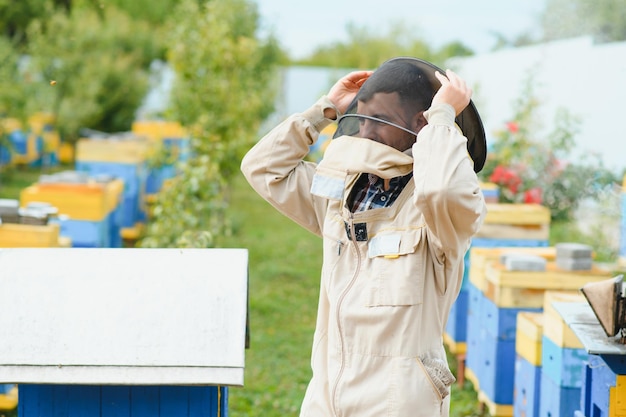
478,80,619,221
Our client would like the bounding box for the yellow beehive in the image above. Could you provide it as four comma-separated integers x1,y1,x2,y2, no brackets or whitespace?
75,136,151,164
0,223,62,248
42,130,61,154
59,141,75,164
20,179,124,221
543,291,586,348
0,384,18,411
469,246,556,292
10,132,41,165
516,312,544,366
478,390,513,417
28,112,56,131
131,120,188,141
610,375,626,417
484,261,613,308
442,333,465,355
476,203,551,241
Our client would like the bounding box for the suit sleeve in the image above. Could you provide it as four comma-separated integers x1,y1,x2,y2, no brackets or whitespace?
240,96,338,237
411,103,487,259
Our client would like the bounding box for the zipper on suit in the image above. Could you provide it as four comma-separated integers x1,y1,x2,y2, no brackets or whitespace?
331,215,362,417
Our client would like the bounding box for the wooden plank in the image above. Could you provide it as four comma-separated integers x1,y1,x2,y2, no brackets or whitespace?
485,261,613,289
0,223,61,248
484,203,551,225
544,291,586,348
469,246,556,292
475,223,550,240
516,312,544,366
484,281,546,307
0,248,248,386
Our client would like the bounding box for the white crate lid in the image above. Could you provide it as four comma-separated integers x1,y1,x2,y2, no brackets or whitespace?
0,248,248,386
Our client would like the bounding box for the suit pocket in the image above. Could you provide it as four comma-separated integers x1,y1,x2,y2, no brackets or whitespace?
364,230,425,307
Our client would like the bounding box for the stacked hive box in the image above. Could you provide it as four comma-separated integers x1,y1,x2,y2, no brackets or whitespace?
0,199,69,248
579,354,626,417
540,291,589,417
0,115,61,168
75,136,150,240
452,203,550,394
513,291,589,417
0,118,43,167
514,311,543,417
513,312,543,417
131,121,189,197
465,250,613,416
464,246,555,395
20,171,124,247
28,112,61,167
547,292,626,417
445,203,551,361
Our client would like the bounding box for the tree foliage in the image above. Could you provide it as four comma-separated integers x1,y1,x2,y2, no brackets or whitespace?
296,22,473,69
541,0,626,43
139,0,281,248
23,6,154,141
0,0,169,142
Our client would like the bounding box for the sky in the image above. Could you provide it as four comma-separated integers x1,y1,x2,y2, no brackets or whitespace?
254,0,548,59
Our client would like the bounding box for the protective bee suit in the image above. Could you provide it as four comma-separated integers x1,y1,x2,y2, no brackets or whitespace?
241,58,487,417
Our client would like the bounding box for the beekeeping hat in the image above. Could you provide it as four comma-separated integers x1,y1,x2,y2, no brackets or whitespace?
334,57,487,173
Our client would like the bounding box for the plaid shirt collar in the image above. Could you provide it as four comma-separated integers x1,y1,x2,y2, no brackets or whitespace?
349,172,412,213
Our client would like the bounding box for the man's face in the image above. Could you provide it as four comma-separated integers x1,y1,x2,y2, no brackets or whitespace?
356,92,422,152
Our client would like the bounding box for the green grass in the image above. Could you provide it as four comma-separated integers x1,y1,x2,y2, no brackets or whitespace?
218,173,485,417
0,164,68,200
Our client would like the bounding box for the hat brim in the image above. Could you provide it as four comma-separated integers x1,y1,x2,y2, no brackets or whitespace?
334,57,487,173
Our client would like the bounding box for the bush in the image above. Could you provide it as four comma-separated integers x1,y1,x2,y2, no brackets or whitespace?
478,76,620,222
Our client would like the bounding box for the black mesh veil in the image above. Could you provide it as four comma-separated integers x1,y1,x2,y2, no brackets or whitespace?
333,57,487,173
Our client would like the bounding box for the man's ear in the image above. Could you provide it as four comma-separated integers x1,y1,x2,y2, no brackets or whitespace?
411,111,428,133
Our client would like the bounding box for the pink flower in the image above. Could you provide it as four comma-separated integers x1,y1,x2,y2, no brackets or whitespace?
506,121,519,133
524,187,542,204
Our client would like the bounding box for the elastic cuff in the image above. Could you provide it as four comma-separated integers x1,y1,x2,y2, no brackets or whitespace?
301,96,340,133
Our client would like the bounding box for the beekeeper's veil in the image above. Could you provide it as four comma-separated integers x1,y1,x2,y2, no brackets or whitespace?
334,57,487,173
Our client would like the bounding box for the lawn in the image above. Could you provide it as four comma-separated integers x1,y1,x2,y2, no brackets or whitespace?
218,172,485,417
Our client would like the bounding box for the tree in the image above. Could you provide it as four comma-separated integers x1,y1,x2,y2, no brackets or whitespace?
23,5,155,141
139,0,281,248
541,0,626,43
296,22,452,69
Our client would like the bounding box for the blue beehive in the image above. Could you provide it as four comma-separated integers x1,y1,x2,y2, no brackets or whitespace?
580,354,626,417
18,385,228,417
470,291,541,405
445,203,551,359
75,136,151,232
20,171,124,248
514,355,542,417
539,371,582,417
541,336,588,388
0,248,249,417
